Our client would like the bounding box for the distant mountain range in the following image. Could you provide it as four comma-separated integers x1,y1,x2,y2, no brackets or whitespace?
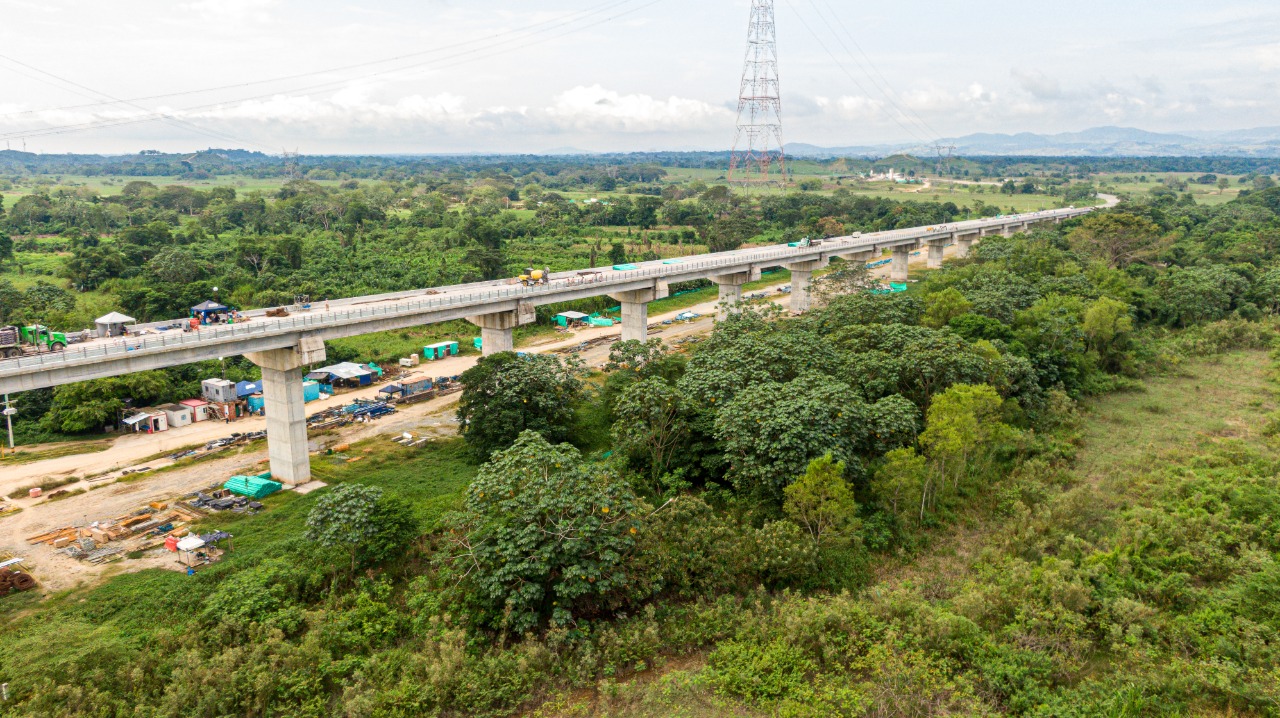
787,126,1280,158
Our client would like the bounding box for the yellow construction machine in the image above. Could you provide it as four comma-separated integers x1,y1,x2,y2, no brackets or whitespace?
519,267,552,286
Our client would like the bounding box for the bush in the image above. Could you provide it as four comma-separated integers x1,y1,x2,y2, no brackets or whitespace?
708,639,815,703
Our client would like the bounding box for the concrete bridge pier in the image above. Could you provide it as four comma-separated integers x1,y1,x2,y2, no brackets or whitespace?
783,259,827,314
955,232,977,258
468,303,536,356
609,281,669,343
711,269,760,320
245,336,327,486
926,241,946,270
890,246,912,282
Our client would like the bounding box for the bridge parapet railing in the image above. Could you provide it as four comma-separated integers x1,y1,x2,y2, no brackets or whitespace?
0,208,1092,373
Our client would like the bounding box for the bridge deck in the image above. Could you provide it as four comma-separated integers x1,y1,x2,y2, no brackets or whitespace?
0,208,1090,394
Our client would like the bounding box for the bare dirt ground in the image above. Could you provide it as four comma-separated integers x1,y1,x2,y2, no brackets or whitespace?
0,247,959,594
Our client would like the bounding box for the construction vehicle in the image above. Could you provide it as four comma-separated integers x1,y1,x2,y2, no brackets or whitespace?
0,325,71,358
519,267,552,286
788,237,821,248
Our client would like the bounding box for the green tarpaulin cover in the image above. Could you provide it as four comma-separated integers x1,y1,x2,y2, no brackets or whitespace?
224,474,284,499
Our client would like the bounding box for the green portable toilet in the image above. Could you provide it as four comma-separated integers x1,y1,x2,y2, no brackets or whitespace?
473,337,483,351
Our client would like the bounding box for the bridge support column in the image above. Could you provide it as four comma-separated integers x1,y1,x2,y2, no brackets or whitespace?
891,246,911,282
245,337,326,487
610,282,669,343
956,233,976,258
711,269,759,320
783,259,827,314
467,304,536,356
926,242,946,270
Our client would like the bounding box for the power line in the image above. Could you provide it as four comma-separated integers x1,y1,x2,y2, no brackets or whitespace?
808,0,943,143
779,0,931,146
0,0,663,144
0,55,272,152
0,0,638,120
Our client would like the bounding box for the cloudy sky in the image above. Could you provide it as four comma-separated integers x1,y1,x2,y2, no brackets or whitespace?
0,0,1277,154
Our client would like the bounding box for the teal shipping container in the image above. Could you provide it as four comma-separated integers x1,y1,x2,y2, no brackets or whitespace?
247,394,265,412
224,474,283,499
302,380,320,402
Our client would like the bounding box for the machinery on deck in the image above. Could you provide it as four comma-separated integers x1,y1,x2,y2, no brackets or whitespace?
519,267,552,286
0,325,73,358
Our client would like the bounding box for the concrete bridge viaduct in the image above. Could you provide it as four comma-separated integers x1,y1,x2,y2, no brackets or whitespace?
0,207,1091,485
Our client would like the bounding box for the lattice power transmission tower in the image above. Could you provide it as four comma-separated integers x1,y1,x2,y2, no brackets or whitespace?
728,0,786,185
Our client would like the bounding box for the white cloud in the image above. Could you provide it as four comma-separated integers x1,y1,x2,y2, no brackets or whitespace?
183,0,278,23
544,85,730,132
1257,44,1280,70
1012,69,1063,101
0,85,732,150
5,0,1280,151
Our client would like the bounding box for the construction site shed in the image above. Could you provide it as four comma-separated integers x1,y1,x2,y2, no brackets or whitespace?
555,311,589,326
306,362,373,388
424,342,459,360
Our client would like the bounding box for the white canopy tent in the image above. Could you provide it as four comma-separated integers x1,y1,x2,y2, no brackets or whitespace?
176,536,207,567
95,312,136,338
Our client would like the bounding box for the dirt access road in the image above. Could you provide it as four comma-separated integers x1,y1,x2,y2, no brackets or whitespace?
0,293,733,593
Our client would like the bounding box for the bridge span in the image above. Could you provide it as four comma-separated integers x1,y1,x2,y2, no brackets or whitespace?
0,206,1093,484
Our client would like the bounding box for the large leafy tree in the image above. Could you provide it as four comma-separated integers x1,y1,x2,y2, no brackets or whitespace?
833,323,991,406
1082,296,1135,372
714,374,915,497
0,279,25,325
457,352,584,460
809,292,923,330
1156,265,1251,327
784,454,859,548
444,431,640,633
41,372,174,433
922,287,974,329
305,483,418,572
62,244,127,291
611,376,689,493
1067,212,1163,268
919,383,1010,490
678,309,843,407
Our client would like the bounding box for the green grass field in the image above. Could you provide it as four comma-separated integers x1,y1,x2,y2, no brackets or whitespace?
1095,172,1249,206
